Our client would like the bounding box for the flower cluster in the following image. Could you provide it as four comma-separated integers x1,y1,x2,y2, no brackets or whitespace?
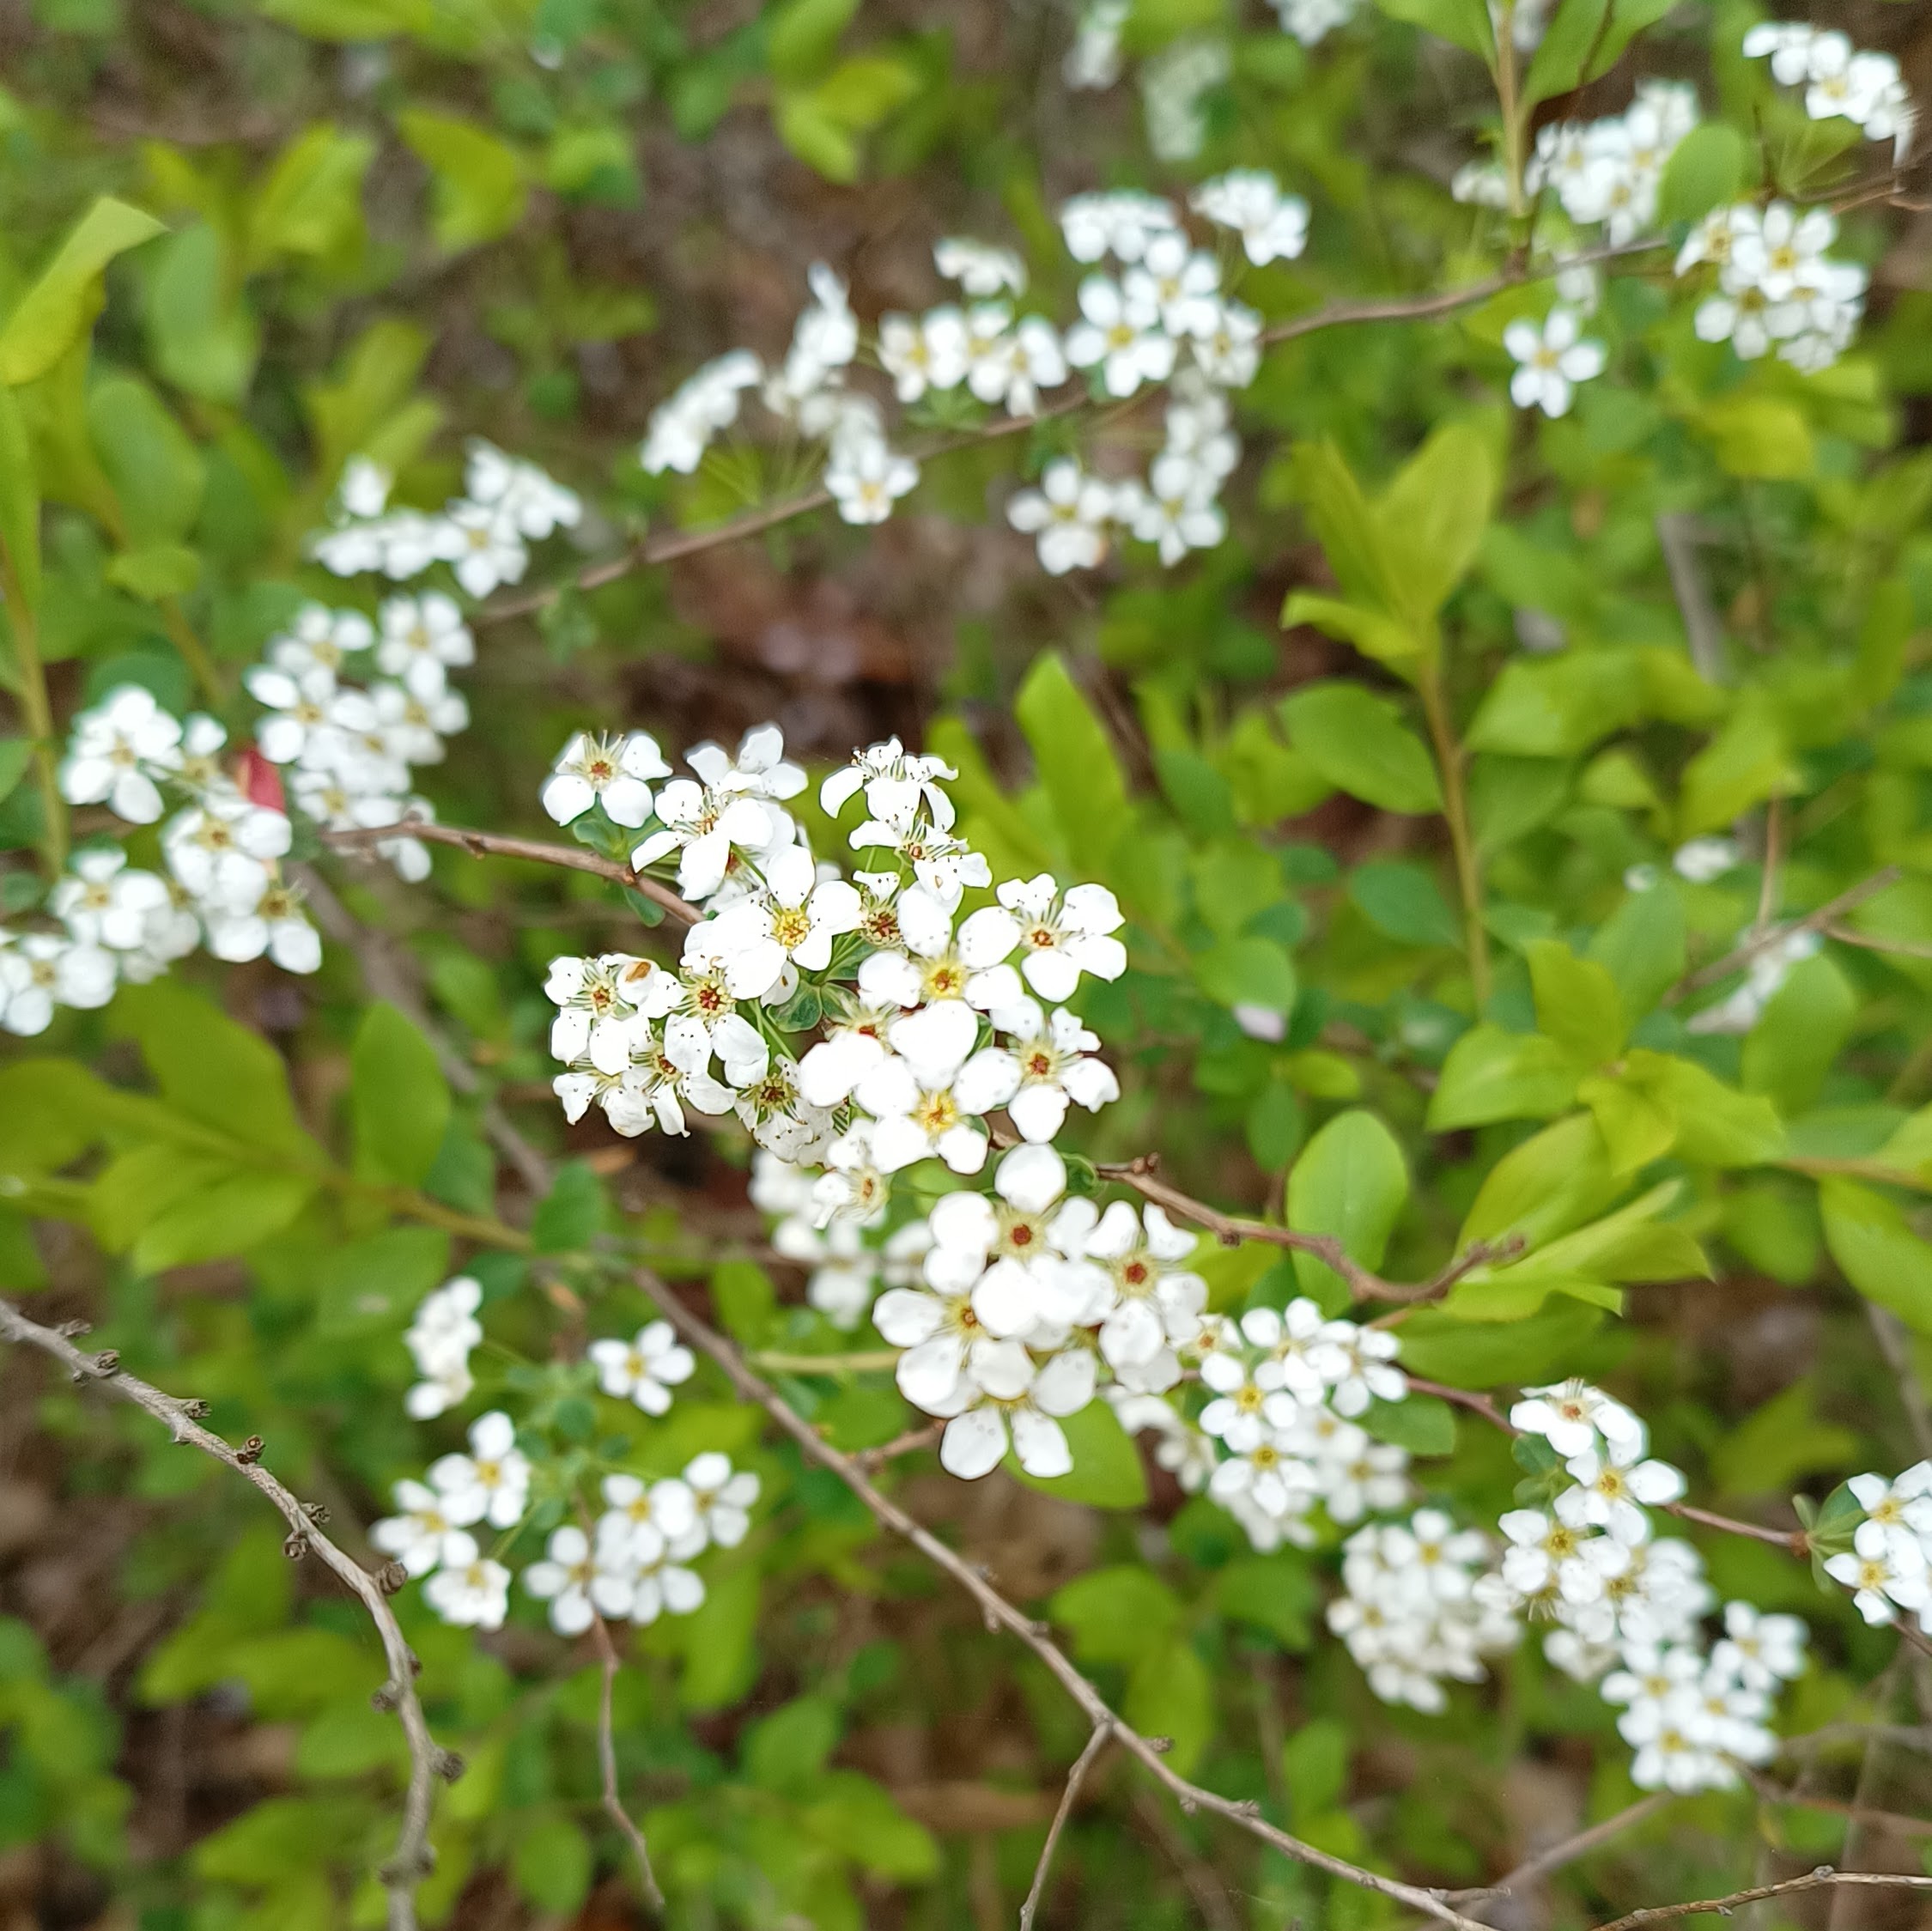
1328,1509,1519,1712
1822,1464,1932,1628
641,177,1298,575
404,1275,484,1419
1743,21,1916,158
751,1151,931,1330
310,443,582,596
1676,201,1868,376
1524,82,1699,244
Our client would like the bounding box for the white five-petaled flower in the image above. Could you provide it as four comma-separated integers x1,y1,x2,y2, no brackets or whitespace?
429,1411,531,1530
825,435,920,525
676,1452,760,1555
50,847,170,952
689,845,864,998
59,685,183,823
371,1479,471,1578
953,998,1121,1143
1554,1448,1686,1545
422,1532,511,1629
542,729,671,829
1191,170,1309,264
934,237,1027,297
1064,274,1177,398
589,1321,696,1414
1511,1379,1646,1460
1504,306,1607,417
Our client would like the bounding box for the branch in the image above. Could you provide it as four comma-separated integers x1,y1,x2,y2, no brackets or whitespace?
319,822,702,927
629,1267,1504,1931
1449,1794,1672,1904
472,241,1666,626
1019,1724,1110,1931
1665,869,1902,1003
1094,1156,1517,1305
1592,1866,1932,1931
1663,1500,1806,1552
589,1611,665,1915
0,1297,445,1931
1826,923,1932,962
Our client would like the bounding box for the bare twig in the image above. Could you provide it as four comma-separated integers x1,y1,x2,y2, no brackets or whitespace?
1663,1500,1806,1551
1654,513,1727,684
589,1612,665,1915
1449,1794,1672,1904
1093,1156,1517,1306
1404,1377,1514,1432
1665,869,1903,1003
473,241,1666,627
295,863,553,1196
0,1297,443,1931
320,822,702,927
1592,1866,1932,1931
1019,1724,1110,1931
1867,1303,1932,1462
853,1420,945,1471
630,1267,1504,1931
1130,1788,1242,1931
1827,924,1932,962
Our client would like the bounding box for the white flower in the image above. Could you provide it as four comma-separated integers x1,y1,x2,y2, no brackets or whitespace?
855,883,1025,1038
677,1452,760,1554
0,933,112,1035
598,1472,698,1563
524,1526,605,1635
825,435,920,525
541,730,670,829
1554,1448,1686,1544
51,848,170,952
878,306,970,402
267,606,376,680
1826,1519,1930,1625
954,999,1121,1143
611,1548,707,1624
987,874,1127,1001
1711,1600,1808,1692
822,737,958,831
375,592,475,701
371,1479,470,1578
1064,274,1176,398
1272,0,1358,45
544,952,659,1075
1728,202,1836,304
204,877,324,975
939,1345,1098,1479
935,237,1027,296
1192,169,1309,264
429,1411,531,1530
1511,1379,1646,1460
1309,1321,1406,1418
1670,835,1738,884
1140,36,1230,162
60,685,182,823
442,501,529,597
641,349,762,475
465,441,580,539
966,313,1069,417
1006,458,1117,574
1189,301,1262,389
162,794,293,912
589,1321,696,1413
422,1531,511,1629
854,1058,988,1175
767,262,859,410
1742,21,1817,86
1080,1201,1203,1371
1850,1466,1932,1538
1132,451,1227,565
1063,0,1127,87
1059,191,1181,265
632,786,773,902
338,457,392,519
1123,231,1224,341
1504,306,1606,417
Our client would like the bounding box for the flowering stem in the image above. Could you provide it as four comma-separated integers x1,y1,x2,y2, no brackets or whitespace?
0,552,66,876
1417,666,1491,1009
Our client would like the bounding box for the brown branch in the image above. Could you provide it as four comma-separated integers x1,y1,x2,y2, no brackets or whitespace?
1449,1794,1673,1904
319,822,701,927
1747,1771,1932,1840
629,1267,1504,1931
1826,924,1932,962
853,1420,945,1472
0,1297,444,1931
472,240,1666,628
1405,1377,1514,1432
1591,1866,1932,1931
1092,1156,1516,1306
1663,1500,1807,1552
1665,868,1903,1003
1019,1724,1111,1931
589,1612,665,1915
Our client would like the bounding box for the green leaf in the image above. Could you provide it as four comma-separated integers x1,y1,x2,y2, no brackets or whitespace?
1528,938,1625,1066
1280,591,1422,668
811,53,920,130
314,1225,450,1338
1522,0,1610,106
1588,886,1686,1022
143,223,258,404
1741,955,1856,1116
1287,1109,1407,1303
1427,1024,1582,1130
711,1258,778,1346
349,1002,451,1190
1395,1301,1605,1386
1622,1050,1786,1168
1657,122,1750,224
0,386,41,610
800,1771,939,1879
1376,421,1498,626
397,110,529,252
1820,1176,1932,1335
512,1816,592,1915
767,0,860,82
112,982,312,1159
1347,860,1461,948
775,92,861,182
1126,1637,1213,1775
1050,1564,1182,1664
1688,394,1814,483
744,1696,840,1793
1013,1400,1149,1509
258,0,434,34
246,124,374,270
1457,1112,1621,1253
1362,1392,1456,1454
1467,648,1646,758
1677,701,1800,837
0,738,32,805
104,541,201,601
1194,934,1297,1017
1279,683,1442,814
1016,652,1131,877
0,196,166,386
532,1159,607,1254
1375,0,1493,61
86,373,205,545
131,1170,318,1273
1583,0,1677,77
1210,1553,1315,1649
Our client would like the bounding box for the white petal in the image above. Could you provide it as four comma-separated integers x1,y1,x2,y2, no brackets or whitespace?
940,1407,1007,1479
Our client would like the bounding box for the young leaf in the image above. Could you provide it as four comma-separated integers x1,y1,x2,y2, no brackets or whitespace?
1820,1176,1932,1335
1014,651,1130,877
0,196,166,386
1279,683,1443,814
349,1001,453,1190
1287,1109,1409,1303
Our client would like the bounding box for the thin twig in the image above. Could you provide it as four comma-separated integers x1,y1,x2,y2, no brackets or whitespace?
1665,869,1903,1003
474,240,1666,627
629,1268,1503,1931
1592,1866,1932,1931
1405,1377,1514,1432
1093,1156,1517,1305
1130,1788,1242,1931
1827,924,1932,962
1663,1500,1806,1551
1867,1303,1932,1462
853,1420,945,1471
589,1611,665,1915
1449,1794,1672,1904
1019,1724,1110,1931
0,1297,443,1931
320,822,702,926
